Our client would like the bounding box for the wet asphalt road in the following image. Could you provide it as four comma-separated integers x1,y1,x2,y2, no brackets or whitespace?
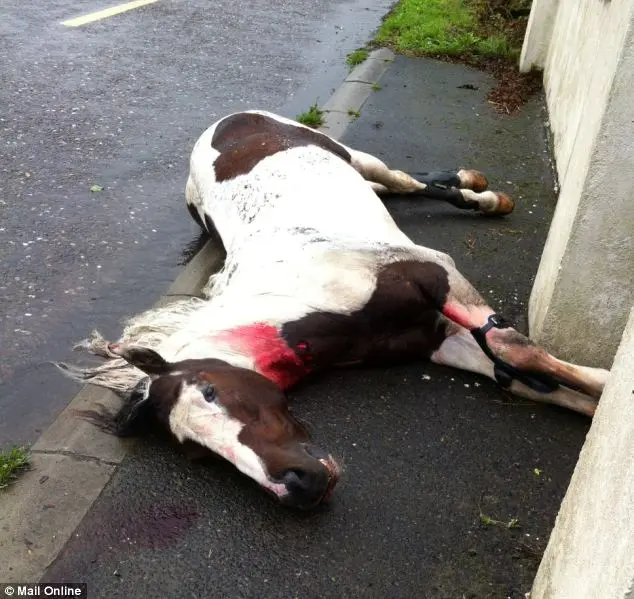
0,0,393,445
43,58,592,598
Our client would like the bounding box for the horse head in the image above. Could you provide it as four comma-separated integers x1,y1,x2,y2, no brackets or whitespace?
100,344,341,510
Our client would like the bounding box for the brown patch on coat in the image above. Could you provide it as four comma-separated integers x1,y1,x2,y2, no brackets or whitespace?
281,260,451,368
211,112,351,182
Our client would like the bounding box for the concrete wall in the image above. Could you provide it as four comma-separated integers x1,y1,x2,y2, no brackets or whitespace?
520,0,634,369
519,0,559,75
529,307,634,598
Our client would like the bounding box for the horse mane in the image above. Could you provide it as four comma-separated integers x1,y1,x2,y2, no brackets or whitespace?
55,292,216,437
55,296,208,391
73,378,154,437
54,257,241,390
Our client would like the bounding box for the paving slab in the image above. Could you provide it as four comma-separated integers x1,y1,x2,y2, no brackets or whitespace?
0,454,115,582
39,57,590,599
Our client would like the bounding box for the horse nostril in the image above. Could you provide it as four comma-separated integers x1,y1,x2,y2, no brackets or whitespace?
278,463,332,510
280,468,313,490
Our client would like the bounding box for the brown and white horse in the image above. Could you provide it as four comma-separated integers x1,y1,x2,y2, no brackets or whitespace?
59,110,609,510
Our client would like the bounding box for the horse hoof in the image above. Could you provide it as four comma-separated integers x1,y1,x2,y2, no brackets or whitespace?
483,191,514,216
458,169,489,192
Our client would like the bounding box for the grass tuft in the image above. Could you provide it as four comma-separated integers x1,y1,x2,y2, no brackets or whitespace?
346,48,370,68
296,103,325,129
347,109,361,120
375,0,518,59
0,446,31,489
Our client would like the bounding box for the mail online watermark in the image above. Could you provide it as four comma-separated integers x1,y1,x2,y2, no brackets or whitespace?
2,584,87,598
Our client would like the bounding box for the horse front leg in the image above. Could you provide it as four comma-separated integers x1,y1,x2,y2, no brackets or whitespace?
344,146,514,216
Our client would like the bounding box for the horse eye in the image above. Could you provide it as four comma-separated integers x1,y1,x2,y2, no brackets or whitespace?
201,383,216,403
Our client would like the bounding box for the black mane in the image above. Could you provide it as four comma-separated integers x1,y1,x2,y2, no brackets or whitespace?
75,379,155,437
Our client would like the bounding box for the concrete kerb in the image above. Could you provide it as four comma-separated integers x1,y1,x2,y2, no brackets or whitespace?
0,52,396,583
320,48,394,139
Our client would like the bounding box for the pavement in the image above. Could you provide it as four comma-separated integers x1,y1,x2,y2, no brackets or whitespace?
10,54,594,599
0,0,393,446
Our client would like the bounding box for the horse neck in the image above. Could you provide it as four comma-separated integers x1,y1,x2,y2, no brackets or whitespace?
164,292,313,389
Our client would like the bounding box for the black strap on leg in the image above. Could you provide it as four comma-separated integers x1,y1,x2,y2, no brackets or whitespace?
409,170,462,189
425,186,480,210
406,171,481,210
470,314,561,394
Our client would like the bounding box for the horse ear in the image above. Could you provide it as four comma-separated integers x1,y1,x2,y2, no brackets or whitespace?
109,344,171,375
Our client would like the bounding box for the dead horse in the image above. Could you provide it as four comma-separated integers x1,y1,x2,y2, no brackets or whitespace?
59,110,609,510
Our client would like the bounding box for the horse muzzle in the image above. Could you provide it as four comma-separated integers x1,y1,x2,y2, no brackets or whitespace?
276,447,341,510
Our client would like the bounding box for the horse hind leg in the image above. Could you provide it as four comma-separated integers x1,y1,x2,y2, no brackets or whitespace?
431,328,607,417
414,263,609,414
419,185,514,216
408,169,514,215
